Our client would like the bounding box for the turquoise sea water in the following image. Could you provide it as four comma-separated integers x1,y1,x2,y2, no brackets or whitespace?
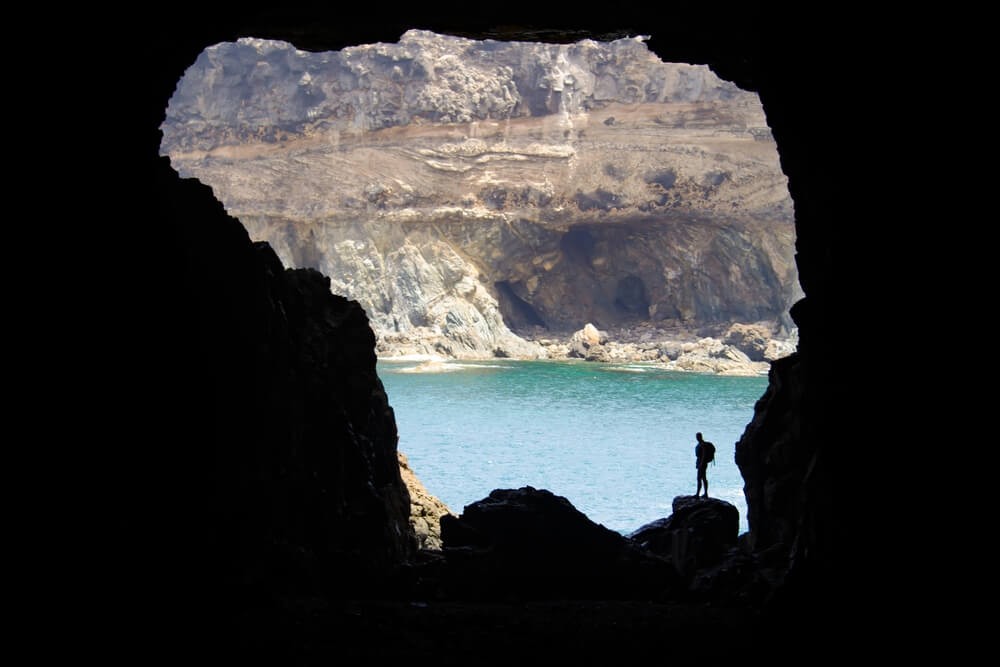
378,359,767,536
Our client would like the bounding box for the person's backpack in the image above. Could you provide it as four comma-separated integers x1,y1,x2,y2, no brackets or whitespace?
703,442,716,465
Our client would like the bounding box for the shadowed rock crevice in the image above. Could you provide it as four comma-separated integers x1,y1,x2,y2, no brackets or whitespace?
615,274,650,316
495,279,548,330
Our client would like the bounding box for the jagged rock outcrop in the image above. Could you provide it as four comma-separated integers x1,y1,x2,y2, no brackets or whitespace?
440,487,676,599
161,30,800,358
399,451,454,550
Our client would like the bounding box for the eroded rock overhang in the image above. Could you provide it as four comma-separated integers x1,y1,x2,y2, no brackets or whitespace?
161,29,800,358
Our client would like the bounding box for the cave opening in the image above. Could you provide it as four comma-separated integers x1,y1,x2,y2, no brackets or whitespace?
559,225,597,264
614,274,650,317
495,280,548,331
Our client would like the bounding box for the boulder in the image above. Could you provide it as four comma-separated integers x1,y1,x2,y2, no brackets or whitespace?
443,486,624,555
441,487,676,599
723,323,772,361
628,496,740,577
568,323,611,361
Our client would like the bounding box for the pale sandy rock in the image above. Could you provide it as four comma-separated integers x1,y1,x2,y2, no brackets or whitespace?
581,323,607,346
723,322,772,361
398,451,454,550
664,337,767,376
569,322,611,360
764,330,798,361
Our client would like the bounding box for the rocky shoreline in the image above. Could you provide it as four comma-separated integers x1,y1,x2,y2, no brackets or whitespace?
378,320,797,376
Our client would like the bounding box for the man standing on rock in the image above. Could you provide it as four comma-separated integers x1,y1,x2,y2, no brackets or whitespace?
695,432,715,498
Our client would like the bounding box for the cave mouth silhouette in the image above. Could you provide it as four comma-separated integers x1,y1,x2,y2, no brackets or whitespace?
107,5,895,663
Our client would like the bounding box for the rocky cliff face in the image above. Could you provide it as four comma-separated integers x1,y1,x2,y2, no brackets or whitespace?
161,30,799,358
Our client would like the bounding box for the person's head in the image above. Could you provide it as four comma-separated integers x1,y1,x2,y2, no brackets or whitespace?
696,432,703,441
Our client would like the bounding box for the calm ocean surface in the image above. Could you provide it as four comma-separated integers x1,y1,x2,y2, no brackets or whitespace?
378,359,767,535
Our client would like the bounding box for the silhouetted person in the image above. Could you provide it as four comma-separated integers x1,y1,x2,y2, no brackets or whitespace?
695,432,715,498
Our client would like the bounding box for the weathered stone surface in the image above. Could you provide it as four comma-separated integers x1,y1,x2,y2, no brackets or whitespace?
161,30,800,358
398,451,454,550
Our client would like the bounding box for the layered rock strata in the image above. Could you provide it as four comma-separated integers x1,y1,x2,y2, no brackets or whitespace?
161,30,800,358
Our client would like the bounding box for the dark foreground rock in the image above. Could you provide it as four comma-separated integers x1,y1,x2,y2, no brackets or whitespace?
233,597,765,665
629,496,740,576
439,487,677,600
627,496,777,604
105,157,417,664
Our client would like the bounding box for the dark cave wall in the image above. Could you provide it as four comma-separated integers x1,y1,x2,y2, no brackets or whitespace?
112,155,416,657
